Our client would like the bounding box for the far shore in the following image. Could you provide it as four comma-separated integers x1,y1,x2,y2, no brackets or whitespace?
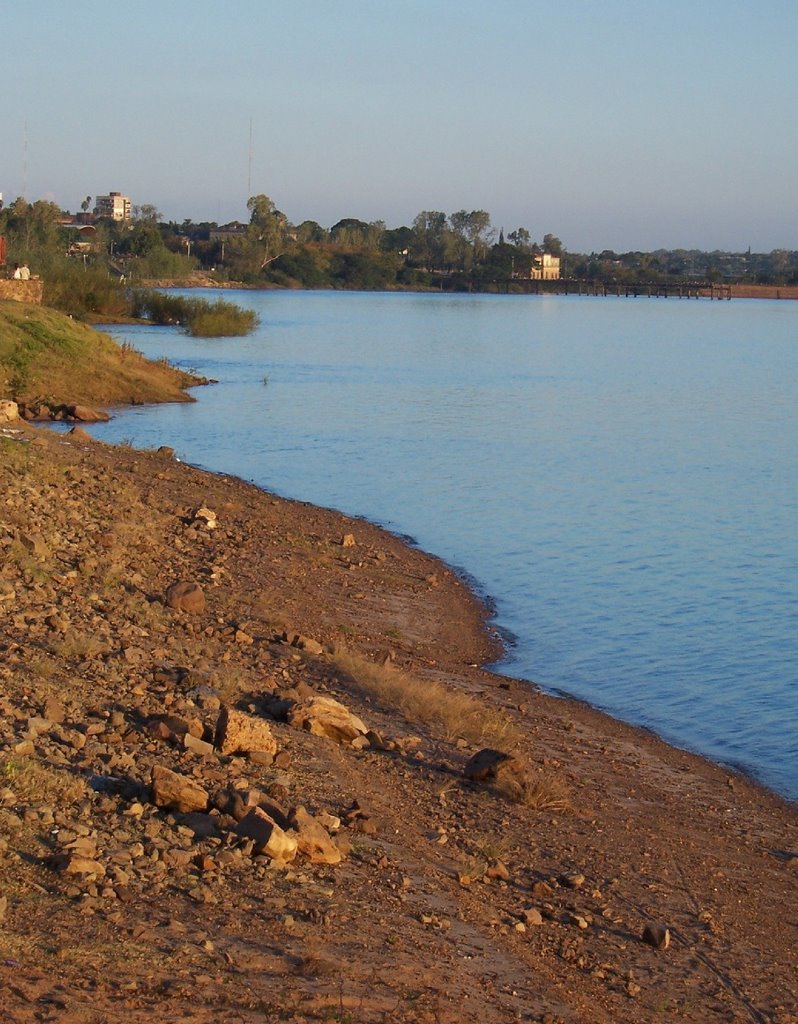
135,273,798,300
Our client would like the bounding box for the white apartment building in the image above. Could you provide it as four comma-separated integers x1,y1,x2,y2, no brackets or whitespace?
94,191,132,222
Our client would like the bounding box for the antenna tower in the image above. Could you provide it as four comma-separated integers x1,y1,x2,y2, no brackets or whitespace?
247,117,253,198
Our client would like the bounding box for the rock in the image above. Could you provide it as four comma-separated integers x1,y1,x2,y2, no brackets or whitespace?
42,697,65,723
561,872,586,890
193,507,217,529
66,404,110,423
214,707,278,758
235,808,298,863
521,907,544,927
485,860,511,881
0,895,7,922
150,765,209,813
17,531,49,560
165,581,206,614
211,788,248,822
0,400,19,423
531,880,554,898
26,716,52,739
287,695,368,745
463,748,529,799
180,812,220,839
61,855,106,877
281,631,324,656
642,924,671,950
183,733,214,757
288,806,342,865
316,811,341,833
341,534,356,548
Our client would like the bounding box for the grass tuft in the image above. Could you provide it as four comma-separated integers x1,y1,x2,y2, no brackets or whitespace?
331,649,520,747
1,755,87,805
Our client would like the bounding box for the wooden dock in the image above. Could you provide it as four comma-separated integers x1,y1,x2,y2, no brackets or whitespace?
501,278,733,299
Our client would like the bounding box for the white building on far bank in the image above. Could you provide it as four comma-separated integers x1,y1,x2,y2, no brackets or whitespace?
530,252,561,280
94,192,131,222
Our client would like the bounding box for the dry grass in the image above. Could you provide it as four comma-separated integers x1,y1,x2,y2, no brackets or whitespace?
1,755,87,805
211,664,251,704
52,630,107,662
331,649,520,748
516,771,571,812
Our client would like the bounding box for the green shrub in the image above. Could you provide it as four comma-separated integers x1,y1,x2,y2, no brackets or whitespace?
130,290,259,337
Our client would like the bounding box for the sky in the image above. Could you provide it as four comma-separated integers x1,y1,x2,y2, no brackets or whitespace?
2,0,796,252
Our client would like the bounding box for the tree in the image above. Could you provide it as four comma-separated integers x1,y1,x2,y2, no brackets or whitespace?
246,193,288,269
448,210,494,270
133,203,162,222
81,196,92,214
508,227,532,251
296,220,328,244
411,210,450,270
543,233,563,256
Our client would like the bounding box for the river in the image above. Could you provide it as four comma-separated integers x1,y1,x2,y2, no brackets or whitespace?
89,290,797,801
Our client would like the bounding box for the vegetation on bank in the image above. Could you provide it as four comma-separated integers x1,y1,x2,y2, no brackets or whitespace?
1,192,797,321
129,290,259,337
0,301,202,406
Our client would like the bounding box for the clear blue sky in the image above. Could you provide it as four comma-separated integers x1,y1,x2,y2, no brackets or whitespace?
3,0,796,252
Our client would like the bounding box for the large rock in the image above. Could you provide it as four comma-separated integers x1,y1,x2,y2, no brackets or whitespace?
150,764,209,813
165,581,206,614
289,806,342,865
235,807,298,862
66,404,110,423
0,400,19,423
214,707,278,759
212,787,289,827
287,695,368,745
463,748,530,799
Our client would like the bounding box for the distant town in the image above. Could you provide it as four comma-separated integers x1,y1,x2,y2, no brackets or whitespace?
1,188,796,318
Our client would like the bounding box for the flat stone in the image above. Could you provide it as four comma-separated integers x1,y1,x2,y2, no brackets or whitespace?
150,765,209,813
287,695,368,745
183,733,214,757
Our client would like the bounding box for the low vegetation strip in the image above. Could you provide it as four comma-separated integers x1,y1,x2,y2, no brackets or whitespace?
130,290,259,337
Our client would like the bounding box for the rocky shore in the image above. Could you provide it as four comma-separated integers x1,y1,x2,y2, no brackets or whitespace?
1,420,796,1023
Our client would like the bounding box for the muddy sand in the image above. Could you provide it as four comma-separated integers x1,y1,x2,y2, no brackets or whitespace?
1,422,796,1023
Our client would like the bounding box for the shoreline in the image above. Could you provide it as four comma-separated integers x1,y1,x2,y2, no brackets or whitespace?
135,275,798,300
2,420,796,1022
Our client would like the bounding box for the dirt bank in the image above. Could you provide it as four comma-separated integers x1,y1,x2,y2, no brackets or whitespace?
1,422,796,1023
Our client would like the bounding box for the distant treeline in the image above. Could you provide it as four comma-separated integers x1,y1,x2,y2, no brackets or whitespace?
1,192,796,321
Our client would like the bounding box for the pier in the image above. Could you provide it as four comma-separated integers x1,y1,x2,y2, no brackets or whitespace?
499,278,733,299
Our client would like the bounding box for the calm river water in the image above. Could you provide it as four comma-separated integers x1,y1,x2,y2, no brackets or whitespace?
94,290,798,800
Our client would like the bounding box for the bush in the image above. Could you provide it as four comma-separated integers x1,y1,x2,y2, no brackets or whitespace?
130,290,259,337
43,263,128,319
186,299,258,337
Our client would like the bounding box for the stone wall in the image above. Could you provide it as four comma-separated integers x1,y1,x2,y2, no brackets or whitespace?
0,279,45,304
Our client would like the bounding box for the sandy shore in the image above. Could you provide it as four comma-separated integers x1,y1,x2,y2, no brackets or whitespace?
1,421,796,1023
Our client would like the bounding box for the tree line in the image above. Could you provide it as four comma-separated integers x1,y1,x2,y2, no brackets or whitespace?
1,192,796,320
